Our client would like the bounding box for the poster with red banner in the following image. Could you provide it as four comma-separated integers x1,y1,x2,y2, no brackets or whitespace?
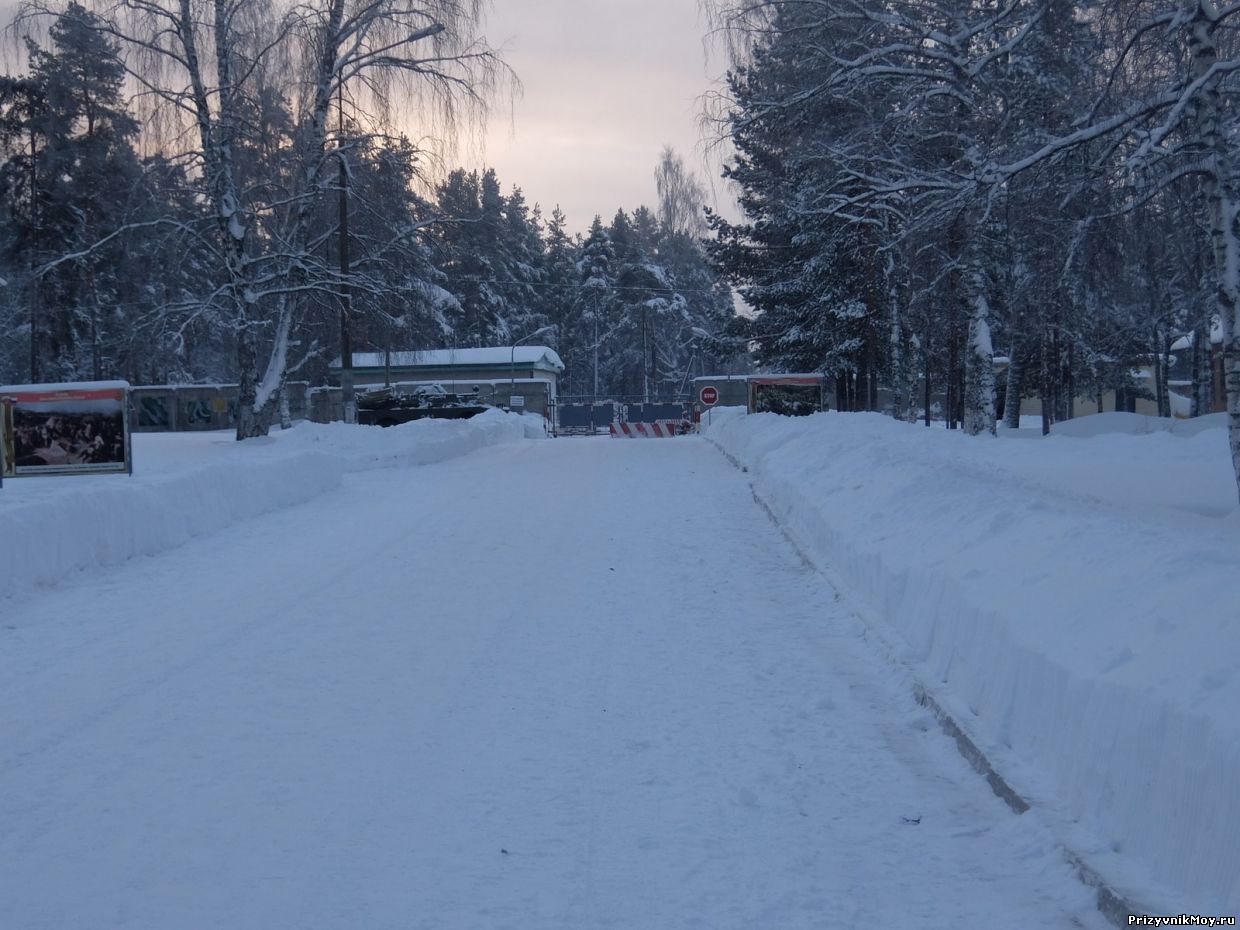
0,381,132,480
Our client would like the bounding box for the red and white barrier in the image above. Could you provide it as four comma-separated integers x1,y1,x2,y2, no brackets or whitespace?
609,420,691,438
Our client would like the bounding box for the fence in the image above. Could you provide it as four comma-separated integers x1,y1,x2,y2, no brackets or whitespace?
555,402,616,436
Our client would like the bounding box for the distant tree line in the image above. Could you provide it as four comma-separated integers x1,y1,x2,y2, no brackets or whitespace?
419,151,739,402
0,1,737,438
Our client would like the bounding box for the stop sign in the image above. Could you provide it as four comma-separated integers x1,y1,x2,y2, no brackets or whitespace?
699,386,719,406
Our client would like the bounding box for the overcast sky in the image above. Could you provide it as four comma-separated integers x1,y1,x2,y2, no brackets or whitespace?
0,0,738,235
473,0,736,233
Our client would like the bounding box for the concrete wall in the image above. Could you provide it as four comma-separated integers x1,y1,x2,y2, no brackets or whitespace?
493,382,551,418
131,382,310,431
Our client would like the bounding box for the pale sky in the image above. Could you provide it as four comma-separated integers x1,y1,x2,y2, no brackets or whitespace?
474,0,736,233
0,0,739,234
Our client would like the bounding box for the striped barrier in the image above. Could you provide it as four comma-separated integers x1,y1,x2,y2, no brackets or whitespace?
609,420,691,438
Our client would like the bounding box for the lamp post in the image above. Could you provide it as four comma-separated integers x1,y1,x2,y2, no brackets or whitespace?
510,325,556,401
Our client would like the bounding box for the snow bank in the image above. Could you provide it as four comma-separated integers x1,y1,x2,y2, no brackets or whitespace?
706,411,1240,913
1049,410,1228,438
0,411,529,605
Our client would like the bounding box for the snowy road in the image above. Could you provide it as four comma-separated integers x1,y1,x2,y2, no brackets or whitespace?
1,436,1103,929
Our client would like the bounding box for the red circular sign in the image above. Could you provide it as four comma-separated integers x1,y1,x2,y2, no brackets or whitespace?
699,386,719,406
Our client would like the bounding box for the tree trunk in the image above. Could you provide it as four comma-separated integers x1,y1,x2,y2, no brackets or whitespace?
890,293,905,420
27,123,39,383
955,340,967,427
1187,10,1240,498
963,272,996,437
1040,329,1052,435
235,327,263,439
641,307,649,404
1065,340,1076,420
1050,325,1065,422
1153,326,1168,418
904,334,920,422
1177,28,1233,485
946,322,958,429
1192,323,1211,416
922,334,932,426
1003,346,1023,429
279,381,292,430
866,324,879,411
856,350,868,412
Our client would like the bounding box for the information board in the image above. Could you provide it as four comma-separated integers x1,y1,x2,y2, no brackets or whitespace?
0,381,132,479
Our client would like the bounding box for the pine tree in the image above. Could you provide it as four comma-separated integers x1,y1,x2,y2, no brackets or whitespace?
7,3,142,382
574,216,617,396
500,185,548,338
433,169,496,346
541,206,583,390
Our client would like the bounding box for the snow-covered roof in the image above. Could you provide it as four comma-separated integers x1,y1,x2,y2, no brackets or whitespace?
385,377,554,388
693,373,824,382
1,380,131,395
332,347,564,372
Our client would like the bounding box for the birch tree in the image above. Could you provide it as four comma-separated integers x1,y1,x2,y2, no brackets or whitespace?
972,0,1240,494
22,0,504,437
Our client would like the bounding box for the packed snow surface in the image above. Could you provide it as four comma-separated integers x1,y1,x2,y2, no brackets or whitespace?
706,409,1240,914
0,420,1105,928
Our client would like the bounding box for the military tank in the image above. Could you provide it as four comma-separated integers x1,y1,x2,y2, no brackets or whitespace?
356,384,492,427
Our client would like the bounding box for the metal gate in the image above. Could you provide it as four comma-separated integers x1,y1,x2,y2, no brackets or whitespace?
555,402,616,436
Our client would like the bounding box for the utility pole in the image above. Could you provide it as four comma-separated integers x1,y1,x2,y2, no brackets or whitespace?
338,82,355,423
29,125,39,383
641,307,649,404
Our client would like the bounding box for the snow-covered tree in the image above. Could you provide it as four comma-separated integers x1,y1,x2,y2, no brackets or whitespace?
1,3,143,383
14,0,506,438
573,216,617,397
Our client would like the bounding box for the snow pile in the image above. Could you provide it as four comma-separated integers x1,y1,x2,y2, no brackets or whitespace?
705,411,1240,913
285,407,537,471
698,405,748,431
0,410,530,604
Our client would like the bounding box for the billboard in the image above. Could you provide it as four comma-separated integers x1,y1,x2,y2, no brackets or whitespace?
0,381,132,479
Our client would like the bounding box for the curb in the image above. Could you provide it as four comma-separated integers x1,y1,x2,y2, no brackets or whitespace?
911,683,1030,814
